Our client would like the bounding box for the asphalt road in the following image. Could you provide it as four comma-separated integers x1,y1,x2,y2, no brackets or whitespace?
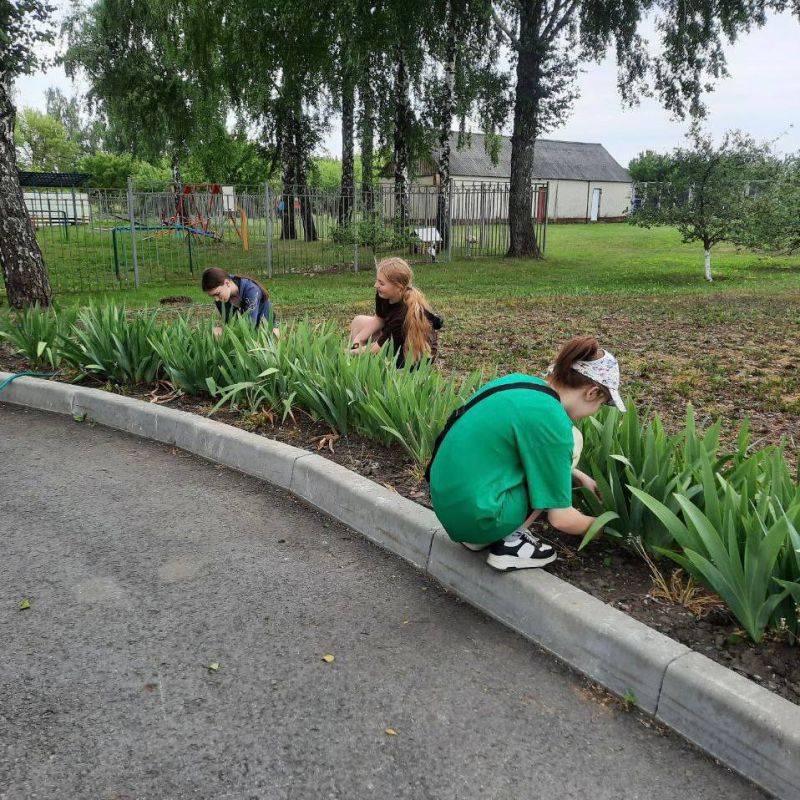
0,403,768,800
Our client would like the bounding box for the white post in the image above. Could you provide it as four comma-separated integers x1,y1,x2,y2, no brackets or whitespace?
126,176,140,289
704,248,713,282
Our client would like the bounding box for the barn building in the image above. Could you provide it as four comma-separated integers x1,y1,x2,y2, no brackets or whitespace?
381,133,633,223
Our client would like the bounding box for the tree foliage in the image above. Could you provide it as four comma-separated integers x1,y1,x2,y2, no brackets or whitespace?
45,86,104,155
736,155,800,255
0,0,55,80
14,107,80,170
630,131,782,280
628,150,677,183
63,0,227,181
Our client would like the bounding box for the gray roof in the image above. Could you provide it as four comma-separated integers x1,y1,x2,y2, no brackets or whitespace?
431,133,631,183
19,171,91,188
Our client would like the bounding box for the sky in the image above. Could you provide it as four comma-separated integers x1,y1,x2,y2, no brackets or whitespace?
15,10,800,169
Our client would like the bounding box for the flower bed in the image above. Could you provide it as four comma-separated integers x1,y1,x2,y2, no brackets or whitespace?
2,304,798,688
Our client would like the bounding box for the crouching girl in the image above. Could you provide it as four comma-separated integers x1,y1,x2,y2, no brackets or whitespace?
428,336,626,571
349,258,443,368
201,268,279,336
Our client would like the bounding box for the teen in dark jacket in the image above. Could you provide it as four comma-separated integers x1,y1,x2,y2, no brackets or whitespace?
201,267,278,334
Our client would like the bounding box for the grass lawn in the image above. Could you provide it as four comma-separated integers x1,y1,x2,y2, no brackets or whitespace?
3,223,799,458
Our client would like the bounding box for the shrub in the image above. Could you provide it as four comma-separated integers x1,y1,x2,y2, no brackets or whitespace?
331,217,415,249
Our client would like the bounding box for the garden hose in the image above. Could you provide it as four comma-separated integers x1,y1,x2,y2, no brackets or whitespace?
0,371,59,395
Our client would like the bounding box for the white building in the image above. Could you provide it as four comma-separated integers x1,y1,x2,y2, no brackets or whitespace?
381,133,633,223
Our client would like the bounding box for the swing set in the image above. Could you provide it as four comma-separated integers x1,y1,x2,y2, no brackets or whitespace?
155,184,250,251
111,184,251,280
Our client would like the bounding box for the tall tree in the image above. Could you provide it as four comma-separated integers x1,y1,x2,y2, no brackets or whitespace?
14,108,80,170
45,87,104,155
0,0,54,308
339,74,356,223
425,0,507,247
491,0,797,258
63,0,226,186
358,65,377,213
202,0,333,241
392,45,412,229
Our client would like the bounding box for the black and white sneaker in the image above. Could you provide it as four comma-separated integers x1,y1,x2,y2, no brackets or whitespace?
486,530,556,571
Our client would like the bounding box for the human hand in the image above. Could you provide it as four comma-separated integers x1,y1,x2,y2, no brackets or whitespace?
572,469,599,499
212,326,223,338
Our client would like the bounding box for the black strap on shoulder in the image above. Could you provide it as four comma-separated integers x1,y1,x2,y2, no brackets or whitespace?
424,381,561,483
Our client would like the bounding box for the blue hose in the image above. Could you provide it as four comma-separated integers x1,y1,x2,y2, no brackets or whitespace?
0,371,58,394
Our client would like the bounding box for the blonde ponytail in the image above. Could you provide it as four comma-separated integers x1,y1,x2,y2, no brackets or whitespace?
402,285,434,363
376,257,434,363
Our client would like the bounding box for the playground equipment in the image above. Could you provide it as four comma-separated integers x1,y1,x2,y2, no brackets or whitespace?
110,185,252,279
152,184,249,249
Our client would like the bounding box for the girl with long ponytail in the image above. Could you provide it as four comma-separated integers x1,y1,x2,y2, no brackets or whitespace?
348,258,443,367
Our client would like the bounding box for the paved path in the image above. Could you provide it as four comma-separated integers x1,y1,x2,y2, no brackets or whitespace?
0,403,768,800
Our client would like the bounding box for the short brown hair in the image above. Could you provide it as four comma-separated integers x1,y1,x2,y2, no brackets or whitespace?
551,336,612,402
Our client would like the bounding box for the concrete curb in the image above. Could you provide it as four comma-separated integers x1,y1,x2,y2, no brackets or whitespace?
427,530,690,715
2,372,798,800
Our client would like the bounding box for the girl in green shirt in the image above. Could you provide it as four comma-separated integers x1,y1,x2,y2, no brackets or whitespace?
428,336,626,571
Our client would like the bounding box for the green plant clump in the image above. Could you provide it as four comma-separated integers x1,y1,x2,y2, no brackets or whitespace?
0,305,76,369
59,305,162,384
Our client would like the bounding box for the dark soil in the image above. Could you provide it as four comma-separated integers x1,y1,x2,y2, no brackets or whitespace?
2,348,798,708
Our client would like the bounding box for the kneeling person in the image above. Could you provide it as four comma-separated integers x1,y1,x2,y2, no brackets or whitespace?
201,267,279,336
349,257,442,368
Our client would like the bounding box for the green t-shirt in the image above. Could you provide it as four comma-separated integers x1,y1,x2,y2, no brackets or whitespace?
429,374,574,543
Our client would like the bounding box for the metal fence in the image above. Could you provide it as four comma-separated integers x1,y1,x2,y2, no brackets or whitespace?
7,180,548,294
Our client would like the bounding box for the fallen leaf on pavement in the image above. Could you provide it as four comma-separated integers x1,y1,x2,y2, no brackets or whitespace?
322,654,335,664
208,662,220,672
385,728,397,736
19,598,31,611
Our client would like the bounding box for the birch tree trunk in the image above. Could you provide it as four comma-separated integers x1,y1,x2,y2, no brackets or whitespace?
704,247,713,281
338,74,355,225
0,77,52,308
359,69,375,215
507,1,543,258
435,4,456,250
393,46,411,232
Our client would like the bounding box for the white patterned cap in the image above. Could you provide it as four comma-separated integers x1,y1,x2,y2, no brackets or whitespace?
572,350,626,412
